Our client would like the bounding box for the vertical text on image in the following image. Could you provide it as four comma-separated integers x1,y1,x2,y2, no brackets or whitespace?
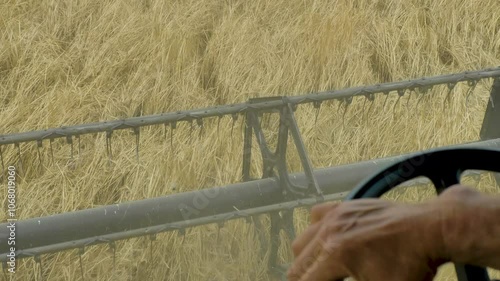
6,166,16,274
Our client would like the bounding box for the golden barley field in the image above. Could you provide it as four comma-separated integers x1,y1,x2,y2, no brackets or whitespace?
1,0,500,280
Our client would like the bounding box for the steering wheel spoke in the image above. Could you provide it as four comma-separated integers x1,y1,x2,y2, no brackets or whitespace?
427,169,462,194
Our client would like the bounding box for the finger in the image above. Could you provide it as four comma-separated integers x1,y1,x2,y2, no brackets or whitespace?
292,223,321,257
310,202,337,224
288,226,330,280
298,248,348,281
289,233,347,281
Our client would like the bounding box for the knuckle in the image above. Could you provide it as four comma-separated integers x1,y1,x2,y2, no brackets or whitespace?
328,240,349,262
310,204,323,213
441,185,479,200
310,203,329,217
312,202,336,213
321,212,347,235
324,220,341,234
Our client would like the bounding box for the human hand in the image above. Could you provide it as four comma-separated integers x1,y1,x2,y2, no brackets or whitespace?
287,198,447,281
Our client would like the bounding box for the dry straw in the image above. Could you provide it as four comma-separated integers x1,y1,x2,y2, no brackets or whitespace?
0,0,499,280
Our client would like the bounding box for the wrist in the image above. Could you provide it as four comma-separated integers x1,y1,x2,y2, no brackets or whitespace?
412,199,450,265
435,185,500,268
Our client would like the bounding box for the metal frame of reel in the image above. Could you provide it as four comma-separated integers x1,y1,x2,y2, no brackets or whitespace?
241,96,324,277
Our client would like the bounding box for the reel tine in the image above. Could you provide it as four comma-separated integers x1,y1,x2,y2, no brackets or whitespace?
170,123,174,150
382,91,390,109
406,87,414,107
361,94,375,122
240,112,246,134
106,131,113,166
34,255,44,281
133,127,140,162
149,234,156,262
313,101,321,125
67,135,74,160
361,95,367,114
0,146,3,182
217,116,222,135
37,140,43,167
170,122,176,151
341,97,352,127
78,247,85,281
393,89,405,115
189,119,194,143
15,143,22,176
392,96,401,115
346,96,353,105
77,135,81,158
465,79,478,106
365,93,375,121
415,85,431,109
49,138,54,164
231,113,238,137
197,118,204,139
108,241,116,274
444,82,456,109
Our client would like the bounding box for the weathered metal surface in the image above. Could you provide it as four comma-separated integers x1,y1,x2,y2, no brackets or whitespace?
0,67,498,146
1,137,499,262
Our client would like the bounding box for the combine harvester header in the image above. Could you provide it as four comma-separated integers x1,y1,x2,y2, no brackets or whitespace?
1,67,499,278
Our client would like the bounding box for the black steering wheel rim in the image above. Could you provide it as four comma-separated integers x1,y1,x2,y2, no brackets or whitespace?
345,147,500,281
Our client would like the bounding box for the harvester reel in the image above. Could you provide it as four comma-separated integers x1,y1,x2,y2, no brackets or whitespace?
345,148,500,281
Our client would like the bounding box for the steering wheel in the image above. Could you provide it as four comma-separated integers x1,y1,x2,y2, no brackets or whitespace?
344,147,500,281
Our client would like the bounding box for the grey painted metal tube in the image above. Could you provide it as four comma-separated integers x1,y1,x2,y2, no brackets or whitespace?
0,67,499,146
1,138,499,261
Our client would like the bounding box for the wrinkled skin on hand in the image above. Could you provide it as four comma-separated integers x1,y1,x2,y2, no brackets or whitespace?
287,196,448,281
